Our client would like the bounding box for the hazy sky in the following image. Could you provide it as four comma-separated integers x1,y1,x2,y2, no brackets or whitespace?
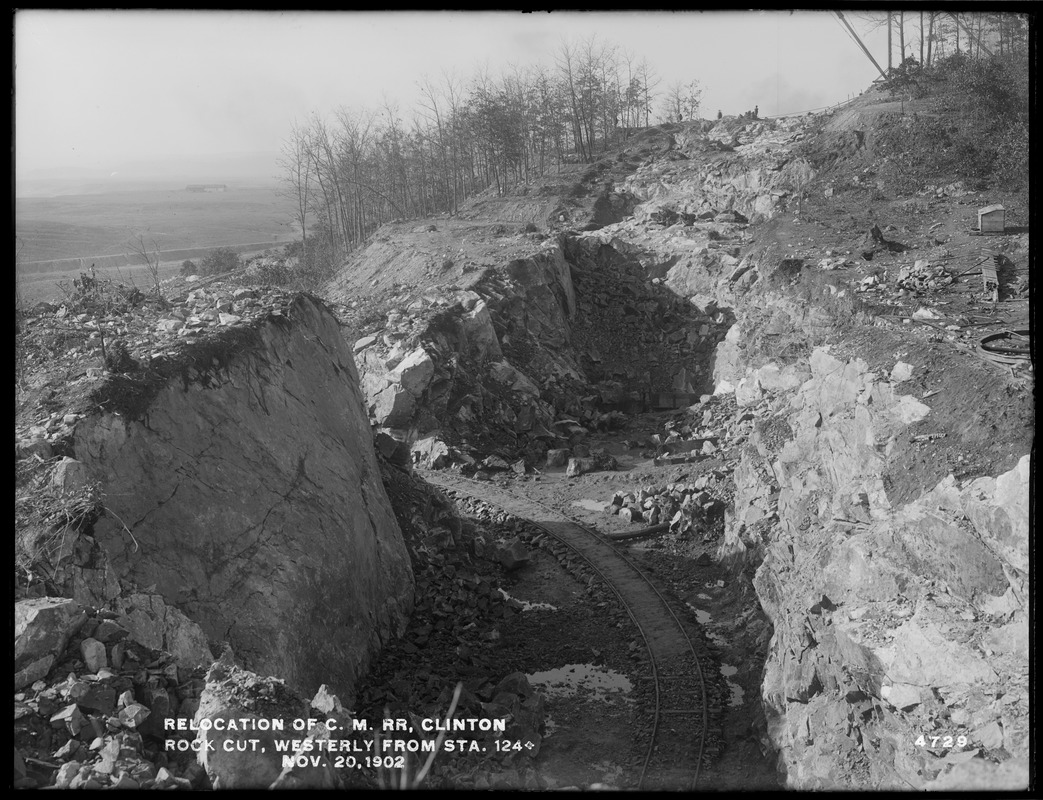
15,9,893,177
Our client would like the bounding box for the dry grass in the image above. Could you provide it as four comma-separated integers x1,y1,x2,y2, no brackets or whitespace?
14,455,104,590
374,682,463,789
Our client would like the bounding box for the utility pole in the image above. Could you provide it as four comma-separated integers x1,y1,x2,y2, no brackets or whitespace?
835,11,890,82
949,12,994,58
888,11,893,72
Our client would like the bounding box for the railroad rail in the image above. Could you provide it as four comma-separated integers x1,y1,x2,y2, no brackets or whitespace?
420,470,715,791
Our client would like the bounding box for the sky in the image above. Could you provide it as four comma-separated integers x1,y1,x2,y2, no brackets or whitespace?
14,9,895,179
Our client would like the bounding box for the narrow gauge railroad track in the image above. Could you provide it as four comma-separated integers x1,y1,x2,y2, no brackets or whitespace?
420,470,714,791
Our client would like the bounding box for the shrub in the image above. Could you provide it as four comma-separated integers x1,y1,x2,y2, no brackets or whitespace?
877,54,1028,193
197,247,242,277
180,259,197,275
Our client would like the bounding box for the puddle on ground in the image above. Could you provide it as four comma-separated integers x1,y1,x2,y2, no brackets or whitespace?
727,681,745,706
498,588,558,612
686,602,713,626
527,663,634,703
571,498,608,513
718,664,745,706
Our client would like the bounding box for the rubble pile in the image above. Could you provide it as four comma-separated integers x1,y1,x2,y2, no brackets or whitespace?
350,489,556,789
607,474,729,534
894,259,954,293
14,598,209,790
597,396,746,534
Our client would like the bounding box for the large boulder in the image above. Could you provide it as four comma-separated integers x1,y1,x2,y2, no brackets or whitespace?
73,296,414,702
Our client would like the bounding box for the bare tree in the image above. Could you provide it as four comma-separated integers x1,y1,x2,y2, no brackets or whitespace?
659,80,703,123
127,232,163,297
278,121,314,270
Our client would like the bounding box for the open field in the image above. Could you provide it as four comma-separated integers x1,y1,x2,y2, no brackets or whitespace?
16,180,298,305
16,182,296,266
15,245,285,307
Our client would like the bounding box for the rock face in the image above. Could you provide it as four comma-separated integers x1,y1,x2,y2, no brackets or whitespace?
72,295,413,702
348,236,731,469
719,348,1030,790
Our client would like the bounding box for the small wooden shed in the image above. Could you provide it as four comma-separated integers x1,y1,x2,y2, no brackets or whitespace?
978,204,1005,233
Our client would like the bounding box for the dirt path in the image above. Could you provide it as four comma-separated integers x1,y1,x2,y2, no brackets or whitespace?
422,470,716,790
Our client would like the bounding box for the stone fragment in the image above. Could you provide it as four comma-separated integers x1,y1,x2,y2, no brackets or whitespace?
310,685,346,716
374,431,410,465
50,457,91,493
982,620,1028,659
881,682,921,710
116,593,214,670
498,539,531,571
371,384,416,428
482,455,512,471
566,457,594,477
411,436,450,469
53,739,82,760
976,721,1004,750
493,672,535,698
15,598,86,690
69,681,117,714
50,704,86,735
54,761,83,789
619,507,640,524
92,619,128,643
392,347,435,396
17,437,53,460
118,703,150,728
110,773,139,790
889,361,914,383
80,638,108,673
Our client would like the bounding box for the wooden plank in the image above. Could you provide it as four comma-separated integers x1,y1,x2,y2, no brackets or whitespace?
982,265,1000,302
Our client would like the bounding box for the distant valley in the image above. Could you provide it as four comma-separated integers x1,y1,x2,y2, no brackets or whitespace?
16,162,295,303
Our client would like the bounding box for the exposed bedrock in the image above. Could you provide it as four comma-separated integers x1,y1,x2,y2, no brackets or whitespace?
718,346,1029,789
353,236,732,465
71,295,413,702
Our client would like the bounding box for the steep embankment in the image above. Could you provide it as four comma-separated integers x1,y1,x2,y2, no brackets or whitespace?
593,101,1031,788
16,288,414,701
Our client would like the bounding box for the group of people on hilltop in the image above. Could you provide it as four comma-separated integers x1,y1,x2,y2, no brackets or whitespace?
716,105,759,121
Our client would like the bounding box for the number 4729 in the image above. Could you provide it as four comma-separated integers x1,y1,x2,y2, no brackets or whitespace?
915,735,968,748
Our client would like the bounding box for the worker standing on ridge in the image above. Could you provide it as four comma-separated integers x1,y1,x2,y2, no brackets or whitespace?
754,105,759,118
